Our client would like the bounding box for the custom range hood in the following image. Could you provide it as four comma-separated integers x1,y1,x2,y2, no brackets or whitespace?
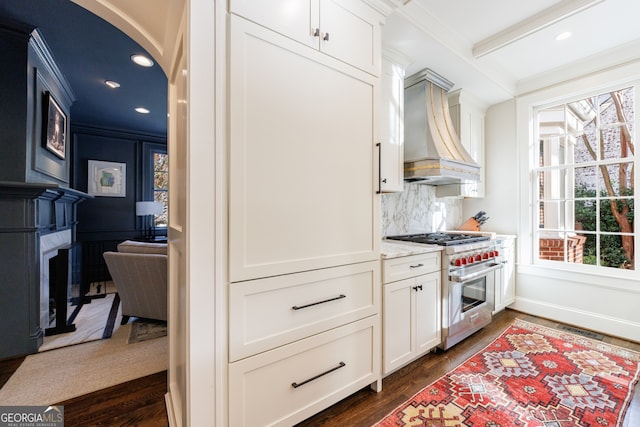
404,69,480,185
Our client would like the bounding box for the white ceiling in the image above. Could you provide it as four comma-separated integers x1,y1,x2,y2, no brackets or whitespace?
383,0,640,107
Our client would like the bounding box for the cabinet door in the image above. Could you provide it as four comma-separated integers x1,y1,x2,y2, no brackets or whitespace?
319,0,382,76
379,58,404,192
493,268,504,313
414,272,441,354
501,240,515,306
229,16,379,282
229,0,320,49
494,239,515,312
383,278,413,375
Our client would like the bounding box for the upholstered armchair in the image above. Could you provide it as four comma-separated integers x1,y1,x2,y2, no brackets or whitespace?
103,240,167,324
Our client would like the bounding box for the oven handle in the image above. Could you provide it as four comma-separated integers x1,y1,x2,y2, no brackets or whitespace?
449,262,503,283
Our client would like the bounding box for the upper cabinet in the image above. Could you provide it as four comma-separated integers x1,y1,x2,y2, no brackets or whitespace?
448,89,486,198
229,0,382,76
378,51,409,193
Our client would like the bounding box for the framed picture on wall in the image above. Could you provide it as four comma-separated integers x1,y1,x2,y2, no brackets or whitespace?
42,91,67,159
88,160,126,197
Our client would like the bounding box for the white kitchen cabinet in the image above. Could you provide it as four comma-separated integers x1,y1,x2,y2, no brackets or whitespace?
229,316,379,427
229,15,379,282
229,0,382,76
229,261,379,361
494,236,516,313
228,9,383,426
382,252,441,376
379,53,407,193
448,89,486,198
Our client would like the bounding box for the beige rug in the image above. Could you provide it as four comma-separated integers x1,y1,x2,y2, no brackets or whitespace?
0,322,167,406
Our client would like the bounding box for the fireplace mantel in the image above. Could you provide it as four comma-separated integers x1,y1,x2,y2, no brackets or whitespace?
0,181,91,358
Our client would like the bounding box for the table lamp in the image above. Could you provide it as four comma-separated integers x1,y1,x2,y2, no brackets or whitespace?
136,201,164,240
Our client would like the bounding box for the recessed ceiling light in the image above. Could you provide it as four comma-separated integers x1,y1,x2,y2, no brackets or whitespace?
105,80,120,89
131,54,154,67
135,107,150,114
555,31,572,41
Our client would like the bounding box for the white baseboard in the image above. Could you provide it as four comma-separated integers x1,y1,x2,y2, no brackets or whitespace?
511,297,640,343
165,392,179,427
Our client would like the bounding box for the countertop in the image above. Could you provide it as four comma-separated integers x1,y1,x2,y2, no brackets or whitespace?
381,240,443,259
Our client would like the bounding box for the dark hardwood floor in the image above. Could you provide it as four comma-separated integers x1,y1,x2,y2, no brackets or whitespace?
295,309,640,427
56,371,169,427
0,355,26,388
0,309,638,426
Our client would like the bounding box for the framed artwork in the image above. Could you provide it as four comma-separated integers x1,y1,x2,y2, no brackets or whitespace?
88,160,126,197
42,91,67,159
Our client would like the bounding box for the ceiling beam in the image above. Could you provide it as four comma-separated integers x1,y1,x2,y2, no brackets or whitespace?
472,0,605,58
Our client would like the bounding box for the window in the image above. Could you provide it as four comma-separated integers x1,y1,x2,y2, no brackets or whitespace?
534,86,635,270
142,142,168,231
153,151,168,227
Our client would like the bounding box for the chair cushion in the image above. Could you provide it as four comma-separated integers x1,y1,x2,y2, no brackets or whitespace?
117,240,167,255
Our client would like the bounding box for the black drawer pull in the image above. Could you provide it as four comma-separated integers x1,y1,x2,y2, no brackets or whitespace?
292,294,346,311
291,362,346,389
409,263,424,268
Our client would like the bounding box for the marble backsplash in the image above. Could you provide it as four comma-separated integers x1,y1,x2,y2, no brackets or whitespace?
381,183,463,237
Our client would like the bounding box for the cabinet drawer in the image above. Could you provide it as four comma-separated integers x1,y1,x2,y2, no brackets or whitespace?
383,252,440,283
229,261,380,361
229,316,379,427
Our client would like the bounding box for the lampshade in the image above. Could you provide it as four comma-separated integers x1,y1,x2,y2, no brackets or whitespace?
136,201,163,216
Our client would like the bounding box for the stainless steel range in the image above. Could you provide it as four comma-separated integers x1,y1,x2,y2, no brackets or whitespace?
386,232,503,350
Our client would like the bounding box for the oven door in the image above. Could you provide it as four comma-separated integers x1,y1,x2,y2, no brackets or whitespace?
447,263,499,340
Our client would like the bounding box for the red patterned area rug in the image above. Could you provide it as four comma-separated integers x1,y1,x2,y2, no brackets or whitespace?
374,319,640,426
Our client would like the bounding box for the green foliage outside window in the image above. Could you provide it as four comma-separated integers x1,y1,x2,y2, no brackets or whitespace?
154,152,168,226
574,184,634,268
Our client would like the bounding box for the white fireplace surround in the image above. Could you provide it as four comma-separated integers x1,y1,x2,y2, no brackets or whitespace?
39,229,73,330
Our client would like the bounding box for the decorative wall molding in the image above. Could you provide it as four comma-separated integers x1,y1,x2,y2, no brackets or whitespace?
30,29,76,108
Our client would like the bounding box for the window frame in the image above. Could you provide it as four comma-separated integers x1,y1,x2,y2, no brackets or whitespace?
141,141,168,234
530,88,639,272
526,81,638,278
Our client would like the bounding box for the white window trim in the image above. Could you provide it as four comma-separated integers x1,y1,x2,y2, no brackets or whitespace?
516,62,640,282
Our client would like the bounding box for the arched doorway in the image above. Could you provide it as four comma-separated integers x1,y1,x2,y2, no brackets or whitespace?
0,0,172,408
71,1,221,426
0,0,220,425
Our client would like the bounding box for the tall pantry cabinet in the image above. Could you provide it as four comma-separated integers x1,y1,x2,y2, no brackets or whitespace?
227,2,385,425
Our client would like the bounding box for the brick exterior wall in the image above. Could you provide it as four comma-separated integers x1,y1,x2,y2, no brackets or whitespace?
539,235,587,263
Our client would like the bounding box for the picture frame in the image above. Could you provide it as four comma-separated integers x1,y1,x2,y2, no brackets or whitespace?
42,91,67,159
88,160,126,197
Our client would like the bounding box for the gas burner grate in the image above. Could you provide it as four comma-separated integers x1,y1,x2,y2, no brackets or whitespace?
386,232,490,246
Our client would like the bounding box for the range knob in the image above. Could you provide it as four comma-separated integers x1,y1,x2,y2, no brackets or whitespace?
482,252,489,260
454,258,463,267
467,255,475,264
475,254,482,262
